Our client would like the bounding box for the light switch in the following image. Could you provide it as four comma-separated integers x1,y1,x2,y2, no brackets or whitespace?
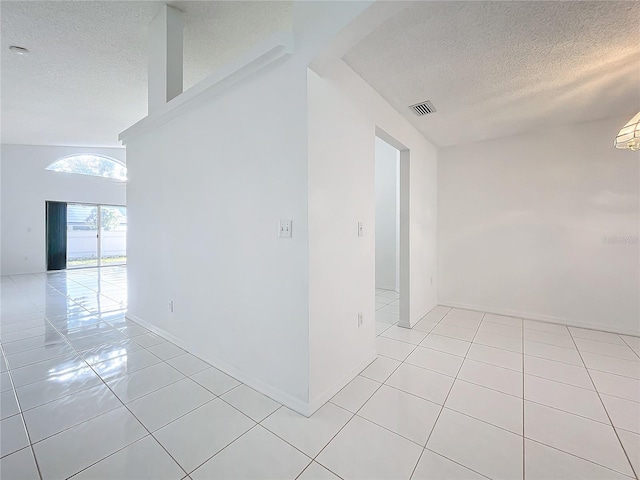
279,220,292,238
357,222,364,237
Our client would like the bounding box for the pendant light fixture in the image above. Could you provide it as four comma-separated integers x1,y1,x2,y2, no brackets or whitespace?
614,112,640,151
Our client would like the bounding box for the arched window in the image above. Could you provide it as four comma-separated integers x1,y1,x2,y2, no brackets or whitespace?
46,154,127,181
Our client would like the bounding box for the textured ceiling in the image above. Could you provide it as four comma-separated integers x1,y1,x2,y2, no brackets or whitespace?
344,1,640,147
3,1,639,149
1,1,291,147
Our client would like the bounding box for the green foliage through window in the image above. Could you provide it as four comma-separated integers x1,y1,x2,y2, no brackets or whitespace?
85,207,123,231
46,155,126,181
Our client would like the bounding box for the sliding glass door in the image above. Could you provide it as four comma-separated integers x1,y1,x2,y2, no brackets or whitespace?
99,205,127,266
48,202,126,270
67,204,99,268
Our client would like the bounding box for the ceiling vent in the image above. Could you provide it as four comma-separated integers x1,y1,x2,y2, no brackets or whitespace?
409,100,436,116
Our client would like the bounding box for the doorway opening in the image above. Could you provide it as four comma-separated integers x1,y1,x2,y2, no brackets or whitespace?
46,202,127,270
374,131,410,328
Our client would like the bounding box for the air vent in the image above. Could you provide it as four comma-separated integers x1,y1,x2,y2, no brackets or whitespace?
410,100,436,116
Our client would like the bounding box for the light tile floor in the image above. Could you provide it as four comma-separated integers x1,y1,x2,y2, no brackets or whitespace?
1,272,638,479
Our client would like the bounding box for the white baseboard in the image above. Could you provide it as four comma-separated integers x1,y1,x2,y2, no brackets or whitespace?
308,352,377,415
125,313,312,416
438,300,640,337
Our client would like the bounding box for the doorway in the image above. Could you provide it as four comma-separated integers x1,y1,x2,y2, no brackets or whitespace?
46,202,127,270
374,131,410,328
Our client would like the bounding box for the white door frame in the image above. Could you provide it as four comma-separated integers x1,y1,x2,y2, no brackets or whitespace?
96,205,103,266
375,127,411,329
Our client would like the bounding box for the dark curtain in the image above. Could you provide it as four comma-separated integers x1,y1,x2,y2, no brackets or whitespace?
46,201,67,270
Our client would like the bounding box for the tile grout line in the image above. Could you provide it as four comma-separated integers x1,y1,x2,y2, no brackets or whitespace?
53,340,190,478
13,283,191,480
253,408,348,480
422,447,493,480
347,412,426,450
568,340,640,362
0,344,44,480
294,461,327,480
525,437,639,479
301,306,437,479
409,308,483,479
2,279,128,478
379,319,638,370
451,318,639,477
7,318,133,419
11,343,152,414
101,378,285,479
619,335,640,362
522,393,638,425
64,315,313,478
71,330,208,478
253,405,343,480
181,423,264,478
422,312,640,479
310,336,418,463
522,316,526,480
566,328,638,480
5,289,289,479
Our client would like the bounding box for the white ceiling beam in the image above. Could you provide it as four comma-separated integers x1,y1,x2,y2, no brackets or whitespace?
148,5,183,114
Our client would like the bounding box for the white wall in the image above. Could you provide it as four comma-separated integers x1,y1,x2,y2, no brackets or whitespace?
0,144,126,275
375,137,399,291
125,59,311,410
439,116,640,335
123,1,380,415
307,59,438,409
123,1,437,415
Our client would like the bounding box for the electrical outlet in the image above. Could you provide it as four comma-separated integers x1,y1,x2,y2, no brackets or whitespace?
168,300,174,313
358,312,363,327
279,220,292,238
